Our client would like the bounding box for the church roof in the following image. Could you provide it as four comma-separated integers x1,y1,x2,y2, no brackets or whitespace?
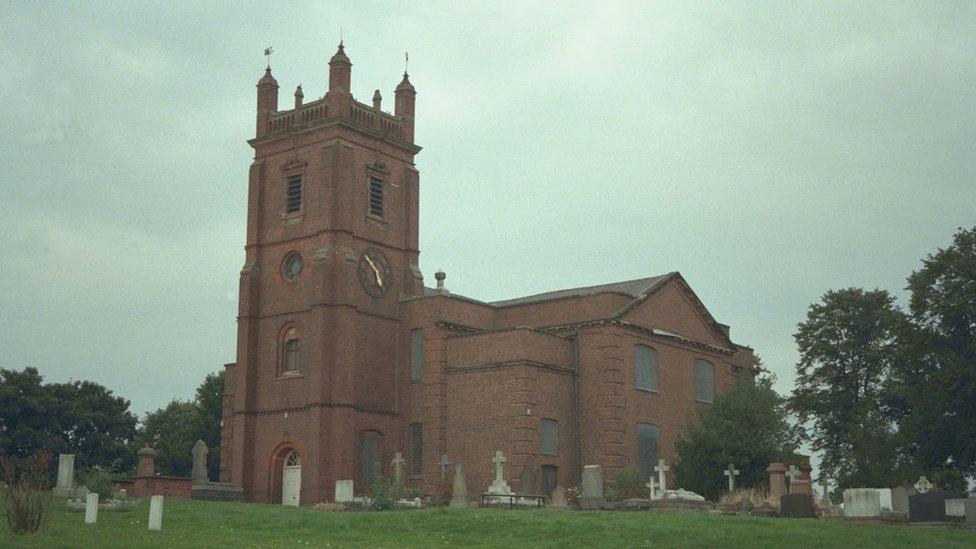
488,275,670,307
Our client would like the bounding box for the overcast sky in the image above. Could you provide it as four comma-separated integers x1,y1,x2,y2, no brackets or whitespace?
1,1,974,418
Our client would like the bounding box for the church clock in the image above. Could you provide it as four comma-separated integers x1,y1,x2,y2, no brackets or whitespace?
357,248,394,298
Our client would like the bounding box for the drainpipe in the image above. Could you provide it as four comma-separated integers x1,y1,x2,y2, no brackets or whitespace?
572,331,582,485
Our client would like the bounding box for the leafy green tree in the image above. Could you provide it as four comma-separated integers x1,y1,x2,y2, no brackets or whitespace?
789,288,909,489
194,371,224,479
892,225,976,480
138,400,199,477
675,365,798,501
49,380,138,472
0,368,60,458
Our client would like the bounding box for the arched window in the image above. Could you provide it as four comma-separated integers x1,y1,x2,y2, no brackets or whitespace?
635,345,659,392
285,450,301,467
694,359,714,404
636,423,661,479
280,325,301,375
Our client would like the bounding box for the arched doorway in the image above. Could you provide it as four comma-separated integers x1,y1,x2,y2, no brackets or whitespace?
282,450,301,506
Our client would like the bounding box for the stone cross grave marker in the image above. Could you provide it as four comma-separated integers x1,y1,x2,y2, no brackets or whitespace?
148,495,164,531
488,451,512,494
439,454,451,481
914,476,932,494
646,475,658,500
655,459,670,493
191,440,209,485
391,451,406,483
724,464,740,493
786,465,801,494
84,493,98,524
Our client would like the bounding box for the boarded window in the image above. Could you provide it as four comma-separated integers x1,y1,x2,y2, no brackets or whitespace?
636,423,660,479
409,423,423,475
635,345,659,392
541,465,558,496
540,419,558,456
284,338,300,372
358,432,381,488
694,359,715,403
410,329,423,382
286,174,302,213
368,178,384,217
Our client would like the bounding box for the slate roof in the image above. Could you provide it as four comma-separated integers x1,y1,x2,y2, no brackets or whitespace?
488,275,670,307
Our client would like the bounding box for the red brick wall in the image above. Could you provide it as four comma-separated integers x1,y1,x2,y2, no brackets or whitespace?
122,477,192,499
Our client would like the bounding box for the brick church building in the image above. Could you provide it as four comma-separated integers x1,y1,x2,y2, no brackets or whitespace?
219,44,756,505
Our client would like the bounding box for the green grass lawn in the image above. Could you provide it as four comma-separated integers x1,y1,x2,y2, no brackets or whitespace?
1,498,973,548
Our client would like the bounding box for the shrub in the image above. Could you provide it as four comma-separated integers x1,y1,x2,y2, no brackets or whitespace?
82,469,113,502
438,478,452,506
606,468,646,501
1,451,52,535
366,463,412,510
565,487,582,509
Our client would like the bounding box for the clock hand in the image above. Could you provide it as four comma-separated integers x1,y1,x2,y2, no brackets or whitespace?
364,255,383,286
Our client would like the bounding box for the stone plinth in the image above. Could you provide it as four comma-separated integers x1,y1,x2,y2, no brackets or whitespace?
335,480,354,503
909,491,964,522
137,446,157,478
766,463,787,506
781,493,816,518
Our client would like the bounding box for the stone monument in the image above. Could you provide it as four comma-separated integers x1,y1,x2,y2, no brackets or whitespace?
766,463,787,505
655,459,670,493
843,488,881,519
391,451,406,484
487,451,512,494
724,464,740,493
191,440,209,485
449,463,468,508
148,495,164,531
646,475,658,500
84,492,99,524
137,445,157,477
54,454,76,497
335,480,354,503
549,486,569,508
579,465,606,509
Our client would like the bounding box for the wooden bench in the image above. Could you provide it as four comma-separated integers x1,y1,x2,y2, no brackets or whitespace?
481,493,549,508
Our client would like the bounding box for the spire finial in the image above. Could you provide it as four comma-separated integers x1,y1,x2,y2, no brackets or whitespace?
404,51,409,75
264,46,274,69
340,26,343,48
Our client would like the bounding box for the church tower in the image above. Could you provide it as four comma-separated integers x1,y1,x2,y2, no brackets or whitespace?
220,44,422,504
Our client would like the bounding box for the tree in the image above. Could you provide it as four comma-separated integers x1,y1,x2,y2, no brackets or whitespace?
194,371,225,479
893,225,976,480
789,288,909,489
138,400,200,477
0,368,60,459
49,380,138,472
674,364,798,501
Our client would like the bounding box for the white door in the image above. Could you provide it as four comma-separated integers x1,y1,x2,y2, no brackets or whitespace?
282,451,301,506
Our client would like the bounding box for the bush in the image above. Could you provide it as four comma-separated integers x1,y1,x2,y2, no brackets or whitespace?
366,463,412,510
1,451,52,534
82,469,113,502
606,468,647,501
438,478,452,506
565,487,582,509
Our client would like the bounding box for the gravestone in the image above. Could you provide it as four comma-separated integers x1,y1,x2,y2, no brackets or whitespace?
549,486,569,508
335,480,354,502
520,466,536,494
724,464,740,493
645,476,658,500
662,489,705,501
737,497,754,516
780,493,816,518
908,491,964,522
890,485,916,513
54,454,76,497
391,451,406,484
785,465,801,494
439,454,451,481
580,465,606,509
913,476,932,494
487,451,512,494
654,459,670,494
84,493,99,524
148,495,164,531
945,498,967,520
766,463,787,505
449,463,468,508
843,488,881,519
876,488,892,511
191,440,209,485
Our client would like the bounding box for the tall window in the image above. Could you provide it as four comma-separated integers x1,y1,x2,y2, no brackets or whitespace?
635,345,659,392
540,419,558,456
358,432,381,488
636,423,661,479
409,423,423,476
281,326,300,374
286,174,302,214
541,465,558,496
368,178,384,217
410,329,424,382
694,359,715,404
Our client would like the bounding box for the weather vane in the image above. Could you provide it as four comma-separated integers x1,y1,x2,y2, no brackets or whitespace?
264,46,274,69
405,51,409,74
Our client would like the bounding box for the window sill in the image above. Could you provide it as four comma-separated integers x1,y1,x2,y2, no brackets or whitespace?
636,388,660,395
281,212,303,226
278,372,303,380
695,399,713,405
366,214,387,228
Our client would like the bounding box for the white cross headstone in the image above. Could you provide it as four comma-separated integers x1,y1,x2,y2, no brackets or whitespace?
148,495,164,531
391,451,406,483
654,459,670,493
84,493,98,524
439,454,451,480
914,476,932,494
786,465,801,494
646,475,658,500
724,464,741,493
488,451,512,495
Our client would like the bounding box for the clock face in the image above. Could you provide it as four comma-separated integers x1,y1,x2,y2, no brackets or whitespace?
357,247,393,298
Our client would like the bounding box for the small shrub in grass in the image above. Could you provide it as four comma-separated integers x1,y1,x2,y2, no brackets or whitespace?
566,487,582,509
1,451,52,534
606,468,646,501
82,469,113,502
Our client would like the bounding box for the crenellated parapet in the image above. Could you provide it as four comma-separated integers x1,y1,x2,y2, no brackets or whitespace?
253,43,416,147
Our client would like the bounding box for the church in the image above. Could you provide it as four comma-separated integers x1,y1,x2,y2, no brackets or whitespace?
219,44,756,505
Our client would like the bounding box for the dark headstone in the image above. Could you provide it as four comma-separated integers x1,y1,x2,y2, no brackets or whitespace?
908,491,965,522
737,497,755,516
780,493,816,518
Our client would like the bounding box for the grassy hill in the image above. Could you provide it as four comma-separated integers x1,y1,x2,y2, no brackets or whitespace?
1,498,973,547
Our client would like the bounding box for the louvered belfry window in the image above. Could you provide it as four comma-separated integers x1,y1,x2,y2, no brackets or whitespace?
286,174,302,213
368,178,384,217
410,423,423,475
